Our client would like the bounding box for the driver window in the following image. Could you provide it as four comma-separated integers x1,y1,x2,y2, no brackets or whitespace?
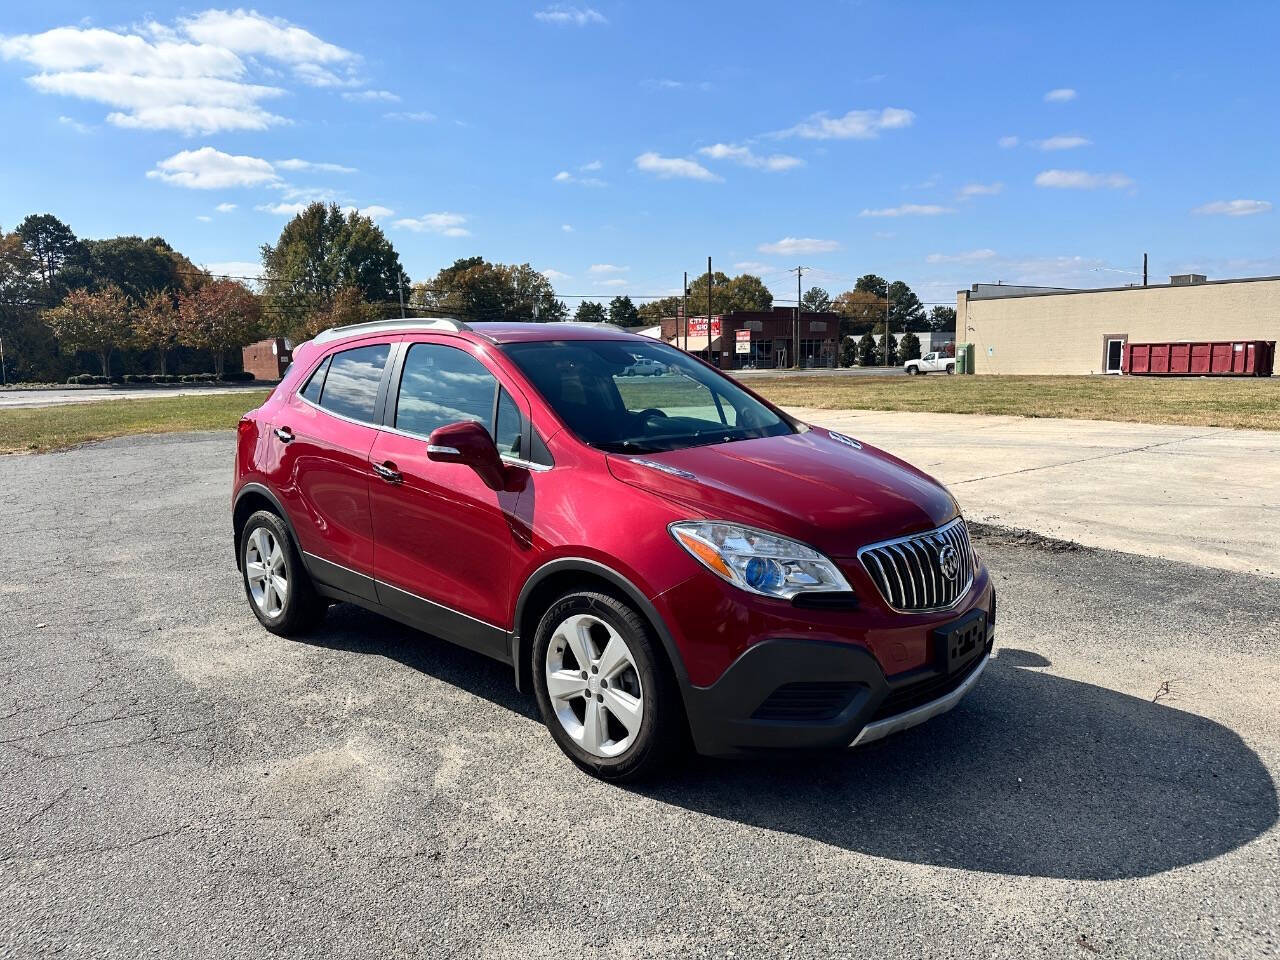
395,343,497,438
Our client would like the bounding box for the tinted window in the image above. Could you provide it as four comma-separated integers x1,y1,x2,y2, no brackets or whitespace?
300,356,329,403
494,388,523,456
501,340,791,454
395,343,497,438
318,344,390,423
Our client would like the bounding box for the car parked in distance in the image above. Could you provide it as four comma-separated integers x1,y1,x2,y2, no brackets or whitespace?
904,352,956,375
233,319,994,781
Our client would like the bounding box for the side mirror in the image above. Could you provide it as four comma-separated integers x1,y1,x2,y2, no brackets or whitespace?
427,420,506,491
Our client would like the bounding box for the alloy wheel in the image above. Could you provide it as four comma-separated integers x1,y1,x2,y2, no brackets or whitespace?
544,613,645,758
245,527,288,619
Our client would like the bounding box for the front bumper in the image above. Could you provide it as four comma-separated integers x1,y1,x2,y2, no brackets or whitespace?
680,586,995,757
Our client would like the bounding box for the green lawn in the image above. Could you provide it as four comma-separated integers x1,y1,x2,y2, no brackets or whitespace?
747,374,1280,431
0,391,271,454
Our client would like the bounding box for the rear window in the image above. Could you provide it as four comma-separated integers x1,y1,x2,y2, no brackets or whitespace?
315,343,390,423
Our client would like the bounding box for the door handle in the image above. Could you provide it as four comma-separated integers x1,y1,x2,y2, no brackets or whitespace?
274,427,294,443
373,461,402,484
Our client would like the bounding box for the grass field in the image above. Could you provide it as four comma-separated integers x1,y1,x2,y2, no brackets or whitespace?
1,374,1276,454
748,374,1280,431
0,391,271,454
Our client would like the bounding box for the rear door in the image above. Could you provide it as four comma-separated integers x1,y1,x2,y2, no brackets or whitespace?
269,338,397,599
367,338,534,658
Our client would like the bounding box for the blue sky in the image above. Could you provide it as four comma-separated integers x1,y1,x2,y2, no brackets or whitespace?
1,1,1277,309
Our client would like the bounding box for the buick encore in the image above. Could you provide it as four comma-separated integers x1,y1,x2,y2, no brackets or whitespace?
232,319,994,781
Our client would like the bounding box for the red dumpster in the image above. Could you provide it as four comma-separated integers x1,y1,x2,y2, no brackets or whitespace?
1123,340,1275,376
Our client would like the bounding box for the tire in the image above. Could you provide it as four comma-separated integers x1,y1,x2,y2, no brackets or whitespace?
531,591,685,782
239,509,327,636
906,366,919,375
946,364,956,375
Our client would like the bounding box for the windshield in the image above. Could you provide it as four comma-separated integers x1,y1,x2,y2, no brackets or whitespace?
501,339,795,454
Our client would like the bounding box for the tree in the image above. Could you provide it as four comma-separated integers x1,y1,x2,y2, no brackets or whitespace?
832,289,883,341
685,271,773,315
855,274,887,298
840,336,857,367
82,236,182,303
801,286,832,312
883,332,899,366
608,295,639,327
412,256,562,323
261,203,408,337
16,214,84,294
856,332,877,366
44,285,133,377
899,331,922,363
888,280,926,331
133,290,185,375
0,230,57,382
928,305,956,332
178,279,261,377
574,300,607,323
298,285,382,339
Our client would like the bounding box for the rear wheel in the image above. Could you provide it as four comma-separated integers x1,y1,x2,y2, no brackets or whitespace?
532,591,684,782
946,363,956,375
240,510,326,636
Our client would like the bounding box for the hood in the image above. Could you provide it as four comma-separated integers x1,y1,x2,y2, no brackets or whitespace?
605,427,957,558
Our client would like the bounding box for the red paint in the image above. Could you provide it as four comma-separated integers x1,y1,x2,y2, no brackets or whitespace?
1124,339,1275,376
235,321,991,690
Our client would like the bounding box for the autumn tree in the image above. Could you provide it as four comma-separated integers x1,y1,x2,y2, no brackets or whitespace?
299,286,382,339
178,279,261,377
833,289,883,335
133,290,185,376
43,285,134,377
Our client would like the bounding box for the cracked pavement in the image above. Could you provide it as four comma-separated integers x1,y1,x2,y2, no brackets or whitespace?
1,430,1277,958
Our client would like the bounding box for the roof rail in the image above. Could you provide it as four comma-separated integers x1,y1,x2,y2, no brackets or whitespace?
312,316,471,344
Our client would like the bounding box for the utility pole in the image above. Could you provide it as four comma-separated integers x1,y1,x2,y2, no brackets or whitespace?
1143,252,1148,287
884,280,891,366
706,256,713,365
682,271,688,352
0,337,6,386
397,274,407,318
788,266,806,369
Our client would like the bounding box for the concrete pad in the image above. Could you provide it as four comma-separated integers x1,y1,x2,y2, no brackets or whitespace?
789,407,1280,578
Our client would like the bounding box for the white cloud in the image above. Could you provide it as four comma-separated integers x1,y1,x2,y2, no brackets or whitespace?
534,5,607,26
859,204,955,217
1035,169,1133,189
255,201,308,216
553,168,606,186
541,269,571,281
634,152,720,181
148,147,279,189
1192,199,1272,217
343,205,394,220
580,160,602,171
733,261,774,274
589,264,628,274
698,143,803,172
0,12,364,133
553,170,572,182
958,182,1003,198
342,89,398,102
595,278,628,287
1035,134,1091,150
998,135,1019,148
778,107,914,140
757,237,840,255
57,114,93,133
215,202,237,212
276,158,357,174
926,249,998,264
393,212,470,236
384,110,436,122
561,224,574,232
1044,88,1077,102
195,215,212,222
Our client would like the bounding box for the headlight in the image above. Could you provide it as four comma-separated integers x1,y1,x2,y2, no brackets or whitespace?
669,521,853,600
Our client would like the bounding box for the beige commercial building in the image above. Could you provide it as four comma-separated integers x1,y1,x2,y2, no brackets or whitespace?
956,274,1280,375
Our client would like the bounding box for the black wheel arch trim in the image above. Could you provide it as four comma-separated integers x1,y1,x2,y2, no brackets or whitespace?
233,483,304,571
510,558,692,698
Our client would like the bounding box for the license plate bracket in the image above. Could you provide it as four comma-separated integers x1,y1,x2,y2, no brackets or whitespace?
934,609,988,674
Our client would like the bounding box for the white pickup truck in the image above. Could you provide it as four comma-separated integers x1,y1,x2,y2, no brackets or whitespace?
904,351,955,375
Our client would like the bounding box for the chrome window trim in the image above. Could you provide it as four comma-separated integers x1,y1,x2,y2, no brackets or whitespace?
297,392,380,430
856,516,975,614
501,453,553,473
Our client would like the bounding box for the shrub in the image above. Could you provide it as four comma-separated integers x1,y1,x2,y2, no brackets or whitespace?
899,332,922,363
219,370,255,382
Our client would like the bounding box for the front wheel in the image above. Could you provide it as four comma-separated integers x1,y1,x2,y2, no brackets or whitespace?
906,367,919,376
532,591,685,782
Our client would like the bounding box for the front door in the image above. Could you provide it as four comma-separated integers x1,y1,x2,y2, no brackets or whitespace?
269,340,394,599
368,339,530,658
1105,338,1125,374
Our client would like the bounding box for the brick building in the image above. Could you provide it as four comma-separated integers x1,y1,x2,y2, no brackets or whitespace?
658,307,842,369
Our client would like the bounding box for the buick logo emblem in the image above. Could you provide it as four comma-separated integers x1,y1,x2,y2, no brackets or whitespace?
939,544,960,580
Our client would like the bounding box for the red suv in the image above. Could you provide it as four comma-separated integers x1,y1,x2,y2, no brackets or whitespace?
233,319,994,780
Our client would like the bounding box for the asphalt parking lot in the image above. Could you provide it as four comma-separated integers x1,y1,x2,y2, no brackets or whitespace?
2,431,1277,959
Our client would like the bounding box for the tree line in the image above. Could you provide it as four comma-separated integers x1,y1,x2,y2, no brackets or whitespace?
0,201,957,383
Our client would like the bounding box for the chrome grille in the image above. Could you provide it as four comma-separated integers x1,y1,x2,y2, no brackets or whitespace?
857,517,974,613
